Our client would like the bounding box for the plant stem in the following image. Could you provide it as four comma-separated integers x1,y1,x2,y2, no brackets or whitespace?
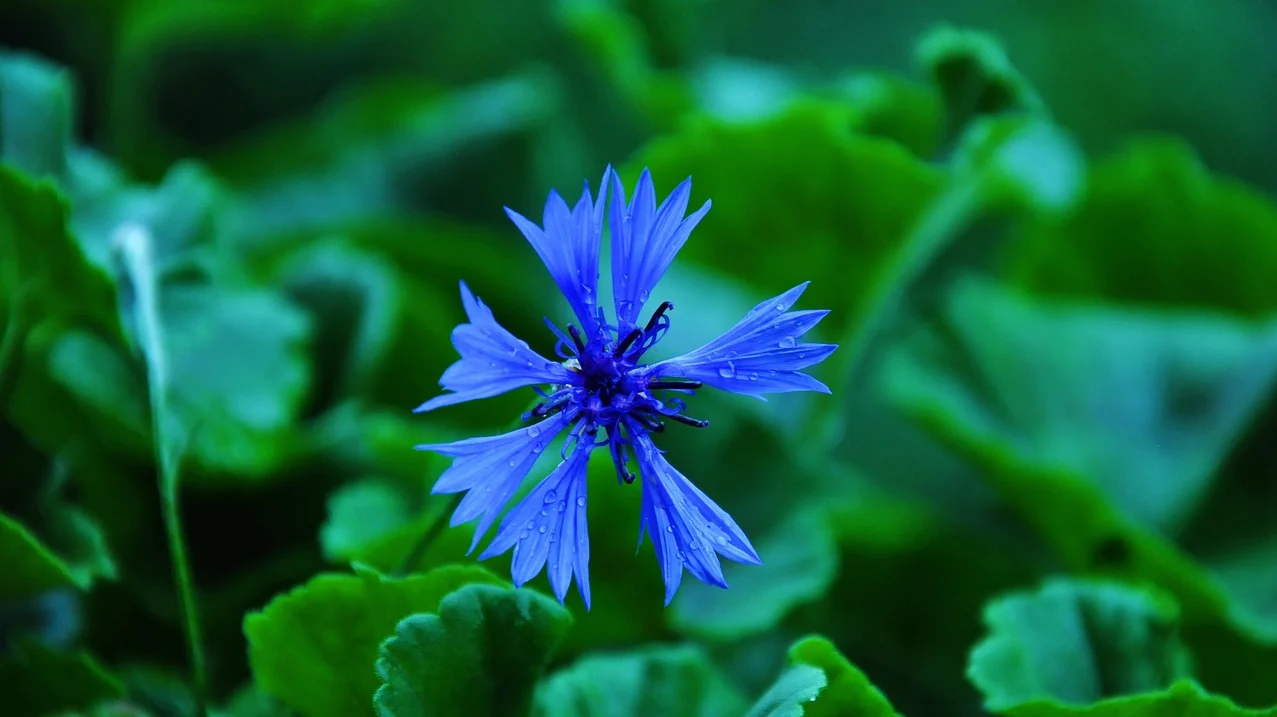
115,224,209,717
395,493,464,577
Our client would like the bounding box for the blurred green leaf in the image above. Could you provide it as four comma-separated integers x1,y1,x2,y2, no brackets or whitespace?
0,51,72,180
0,640,124,717
320,478,415,564
533,644,748,717
629,100,945,341
1002,138,1277,316
884,278,1277,640
244,564,506,717
969,579,1192,710
0,511,81,599
986,681,1277,717
833,70,945,157
373,583,573,717
745,663,825,717
160,284,313,478
915,25,1045,140
670,507,838,642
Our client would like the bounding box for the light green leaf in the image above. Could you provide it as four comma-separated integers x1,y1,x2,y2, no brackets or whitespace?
746,664,826,717
373,583,574,717
915,25,1045,137
995,681,1277,717
670,508,838,641
969,579,1192,710
0,51,72,180
532,644,748,717
747,636,902,717
0,640,124,716
320,478,414,564
244,564,506,717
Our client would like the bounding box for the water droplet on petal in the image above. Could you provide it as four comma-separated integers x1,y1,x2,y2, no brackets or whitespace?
519,530,529,539
677,551,686,560
540,508,549,517
716,534,729,545
798,352,807,359
775,302,787,312
532,442,544,454
526,425,541,437
779,336,797,348
507,458,519,467
666,524,674,533
544,490,557,503
717,361,737,379
557,500,566,512
526,520,535,530
549,531,557,542
638,290,650,304
747,372,759,381
576,496,586,507
538,525,548,534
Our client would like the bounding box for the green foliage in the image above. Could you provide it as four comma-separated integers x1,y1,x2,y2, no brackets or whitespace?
373,583,574,717
2,6,1277,717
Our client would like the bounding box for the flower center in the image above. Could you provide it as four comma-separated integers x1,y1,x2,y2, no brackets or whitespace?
522,301,711,483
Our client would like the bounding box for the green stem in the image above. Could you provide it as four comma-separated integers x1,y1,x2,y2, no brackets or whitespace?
116,224,209,717
395,492,464,577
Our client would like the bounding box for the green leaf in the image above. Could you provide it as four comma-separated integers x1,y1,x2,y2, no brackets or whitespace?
788,636,902,717
1001,138,1277,317
533,644,748,717
0,51,73,180
373,583,574,717
669,507,838,641
160,284,313,478
992,681,1277,717
0,640,124,716
319,478,415,563
244,564,506,717
833,70,945,157
883,278,1277,641
747,636,902,717
629,100,945,342
0,511,80,599
968,579,1192,710
915,25,1045,138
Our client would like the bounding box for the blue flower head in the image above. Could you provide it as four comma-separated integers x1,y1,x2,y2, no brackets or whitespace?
415,167,837,608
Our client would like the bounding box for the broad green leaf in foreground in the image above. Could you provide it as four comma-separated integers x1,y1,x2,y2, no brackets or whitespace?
373,583,574,717
0,640,124,716
244,564,506,717
968,579,1192,710
533,644,747,717
747,636,902,717
884,278,1277,642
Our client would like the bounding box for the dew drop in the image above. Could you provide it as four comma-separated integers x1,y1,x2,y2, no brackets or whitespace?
519,530,529,540
747,372,759,381
666,524,674,533
538,525,548,534
798,352,807,359
525,359,534,369
507,458,519,467
508,347,519,357
779,336,797,348
557,500,567,512
677,551,686,560
717,361,737,379
526,424,541,437
487,360,498,368
548,531,557,542
775,302,787,312
576,496,586,507
532,441,544,454
544,490,557,503
525,520,535,530
768,370,777,377
638,290,650,304
540,508,549,517
716,534,729,545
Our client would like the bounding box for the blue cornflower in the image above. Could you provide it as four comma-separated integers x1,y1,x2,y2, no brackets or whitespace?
415,167,836,608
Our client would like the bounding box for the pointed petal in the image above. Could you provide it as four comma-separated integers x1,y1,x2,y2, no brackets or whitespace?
415,282,568,412
415,410,576,552
479,442,594,609
647,283,837,396
609,169,711,330
506,167,611,336
631,431,760,604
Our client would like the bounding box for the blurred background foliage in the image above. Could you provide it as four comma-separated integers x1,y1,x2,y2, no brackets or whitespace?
1,0,1276,715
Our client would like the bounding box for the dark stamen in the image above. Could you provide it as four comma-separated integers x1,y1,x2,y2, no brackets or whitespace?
523,394,570,421
613,328,643,358
648,379,702,391
635,413,666,433
644,301,674,333
667,413,710,429
567,325,585,354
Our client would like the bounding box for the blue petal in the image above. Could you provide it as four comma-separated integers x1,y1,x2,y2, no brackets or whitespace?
631,431,760,605
646,282,837,396
505,167,611,337
609,169,712,330
415,410,577,553
480,443,594,609
416,281,569,412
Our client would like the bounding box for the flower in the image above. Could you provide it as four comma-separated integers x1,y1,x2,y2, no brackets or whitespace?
415,167,837,608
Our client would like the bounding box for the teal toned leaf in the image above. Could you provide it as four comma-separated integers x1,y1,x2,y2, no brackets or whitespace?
319,478,414,564
0,511,80,599
670,508,838,641
0,640,124,716
968,579,1192,710
1002,138,1277,317
746,664,826,717
747,636,902,717
373,583,574,717
0,51,73,179
992,681,1277,717
915,25,1045,137
244,564,506,717
533,644,748,717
